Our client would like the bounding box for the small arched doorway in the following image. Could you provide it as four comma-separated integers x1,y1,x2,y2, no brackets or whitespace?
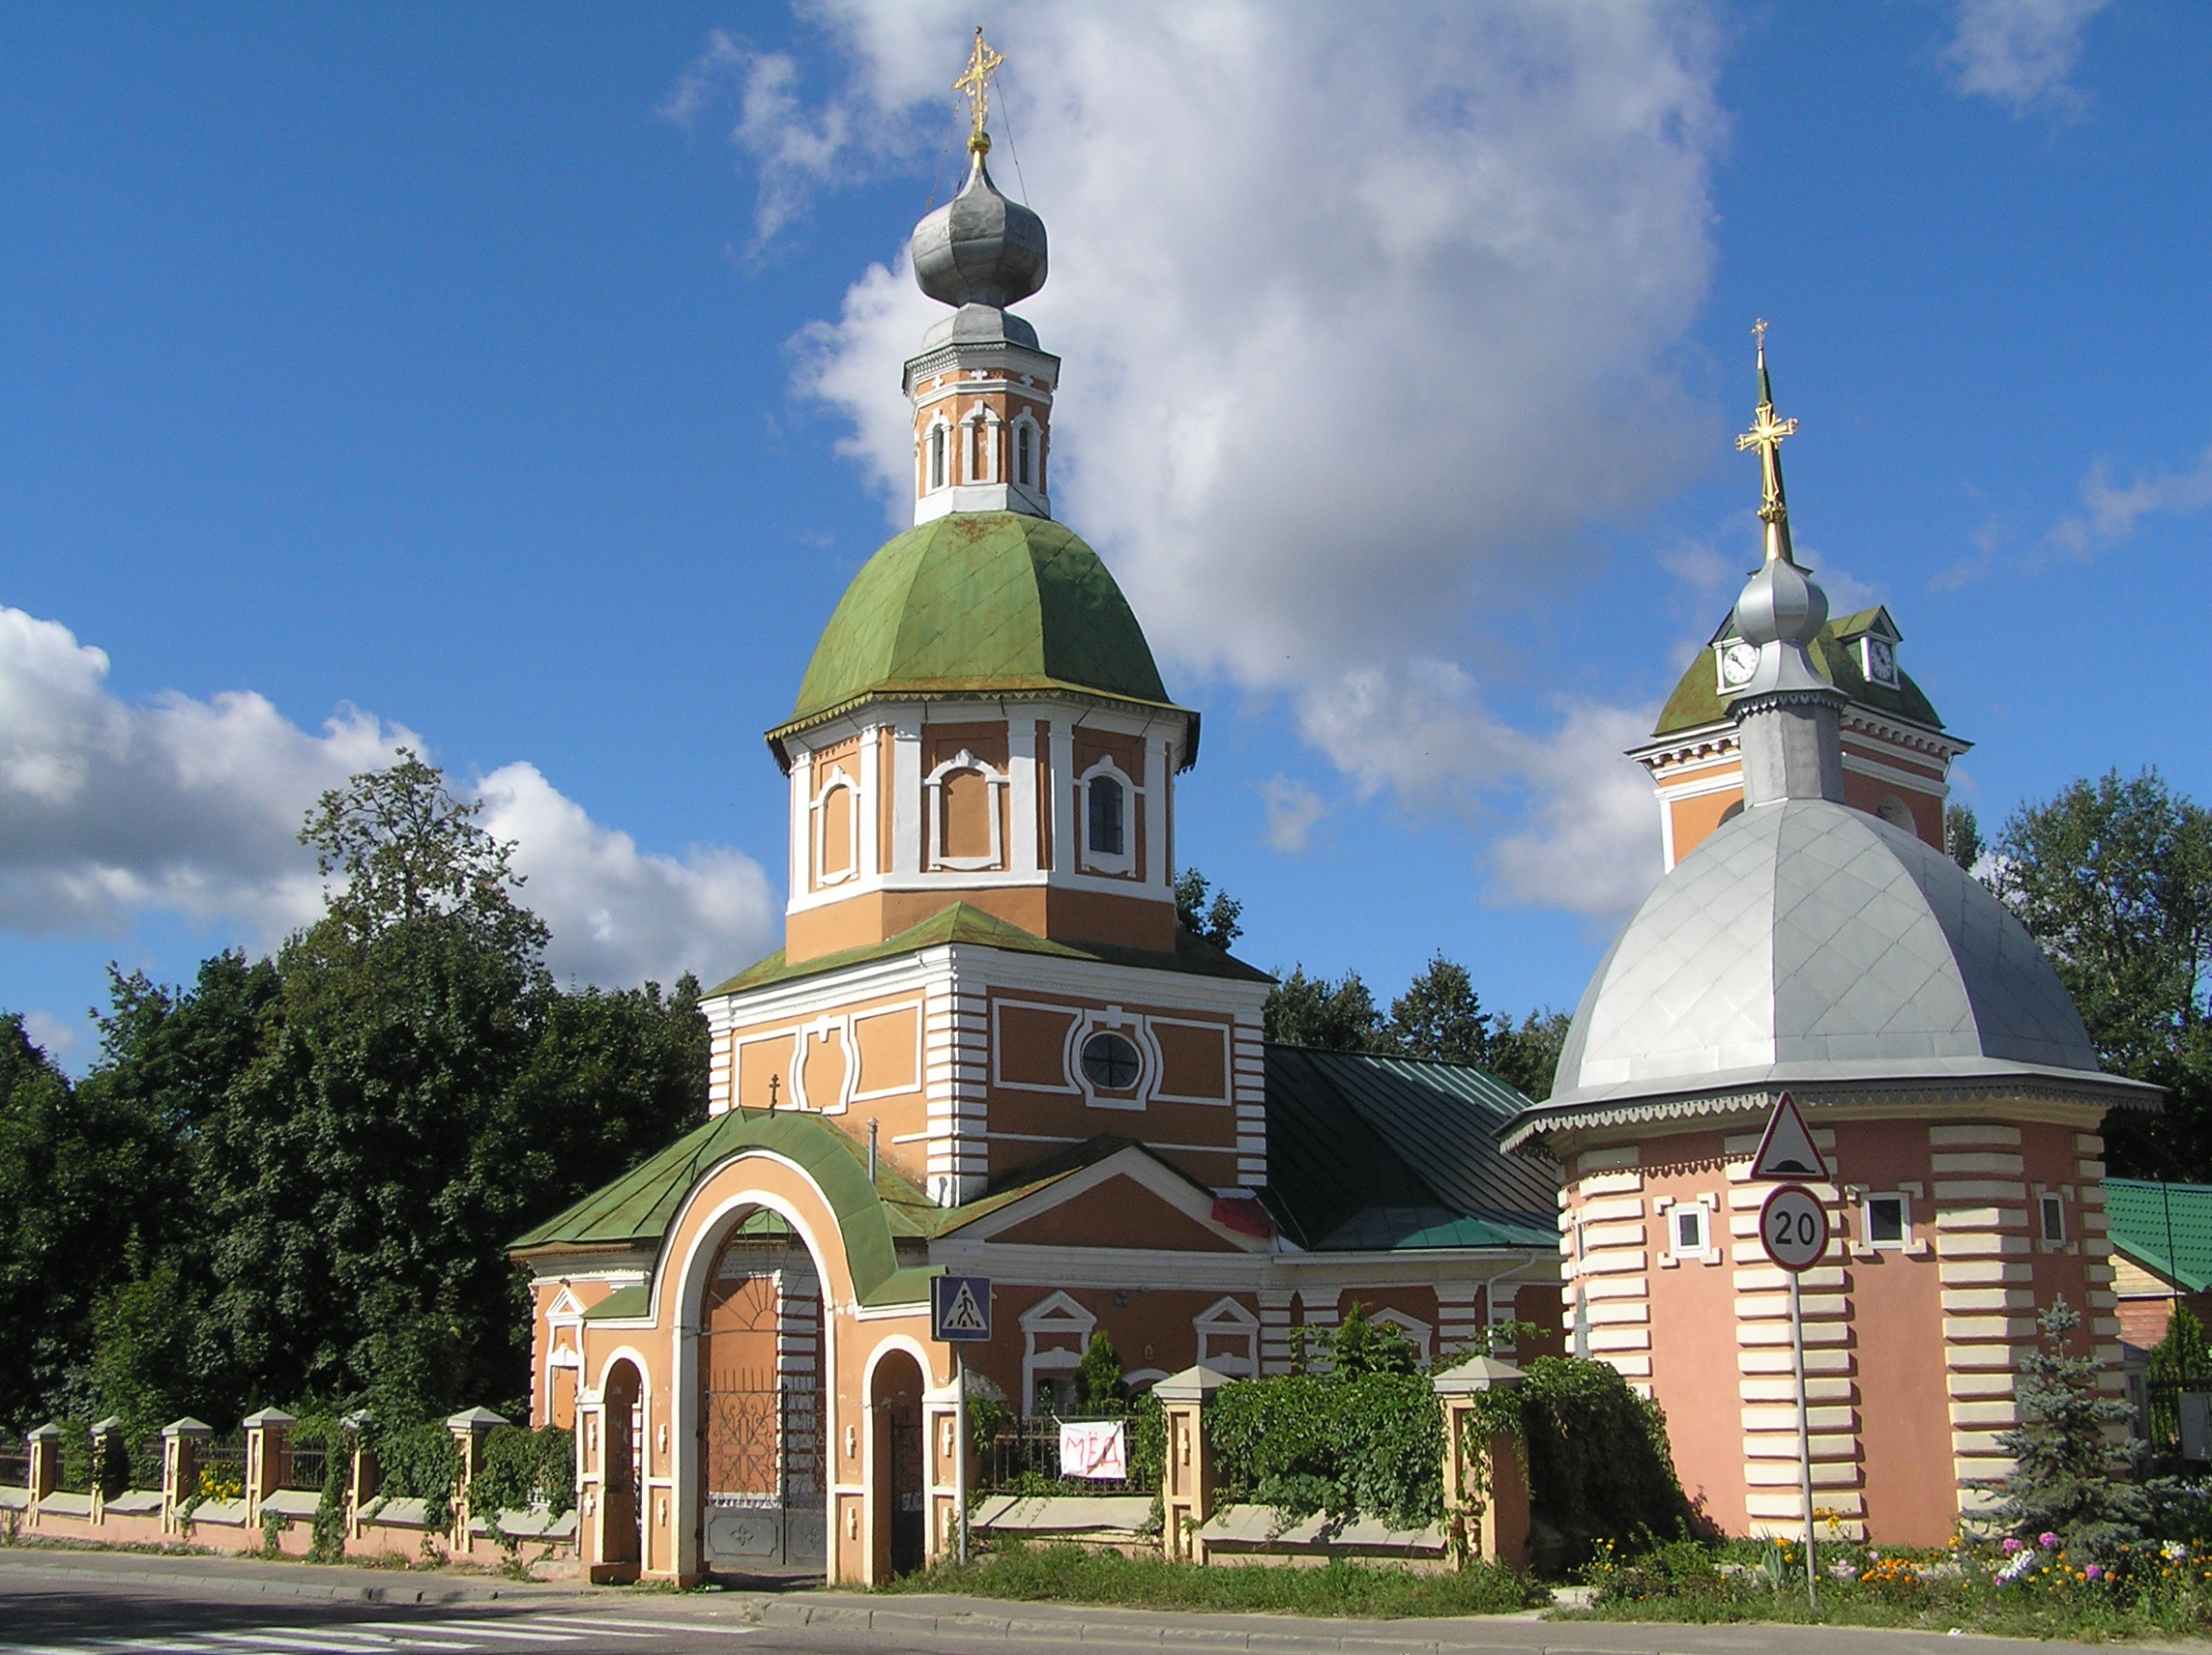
698,1214,827,1579
600,1359,643,1579
870,1349,926,1579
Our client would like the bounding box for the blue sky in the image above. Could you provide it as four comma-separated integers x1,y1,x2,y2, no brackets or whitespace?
3,1,2206,1068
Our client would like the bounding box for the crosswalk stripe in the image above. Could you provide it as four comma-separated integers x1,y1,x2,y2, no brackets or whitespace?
380,1634,576,1647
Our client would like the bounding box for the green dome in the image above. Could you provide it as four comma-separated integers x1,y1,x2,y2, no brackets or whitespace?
773,511,1186,747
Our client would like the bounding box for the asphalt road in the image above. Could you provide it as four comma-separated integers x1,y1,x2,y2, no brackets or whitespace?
0,1551,2181,1655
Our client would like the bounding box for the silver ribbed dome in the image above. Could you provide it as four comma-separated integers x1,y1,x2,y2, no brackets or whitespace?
1547,798,2104,1107
911,152,1046,310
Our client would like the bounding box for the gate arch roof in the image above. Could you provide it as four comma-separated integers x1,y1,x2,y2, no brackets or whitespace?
510,1109,942,1309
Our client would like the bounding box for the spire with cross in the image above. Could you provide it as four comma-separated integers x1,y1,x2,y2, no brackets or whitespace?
1735,319,1800,566
954,26,1005,154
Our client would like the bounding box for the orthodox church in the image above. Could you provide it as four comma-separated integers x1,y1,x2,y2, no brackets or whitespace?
511,44,1558,1586
1506,335,2157,1546
511,35,2150,1583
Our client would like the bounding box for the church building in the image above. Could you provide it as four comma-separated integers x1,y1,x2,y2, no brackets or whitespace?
1505,334,2158,1547
510,40,1559,1587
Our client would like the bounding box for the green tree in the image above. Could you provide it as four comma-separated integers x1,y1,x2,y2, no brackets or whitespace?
201,753,557,1415
1993,769,2212,1178
1264,967,1383,1051
1174,867,1244,949
1995,1296,2143,1555
1945,801,1984,872
1385,955,1487,1064
0,1015,181,1431
1075,1330,1125,1411
1326,1303,1421,1378
2148,1302,2212,1383
1485,1009,1571,1102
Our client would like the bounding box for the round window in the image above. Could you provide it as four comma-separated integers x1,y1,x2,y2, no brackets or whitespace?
1080,1031,1142,1091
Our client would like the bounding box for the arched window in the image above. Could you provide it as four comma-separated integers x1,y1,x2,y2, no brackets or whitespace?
1876,794,1914,830
1087,773,1124,857
929,424,946,491
1016,422,1033,487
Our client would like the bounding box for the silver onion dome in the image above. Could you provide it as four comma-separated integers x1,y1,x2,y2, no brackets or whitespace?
911,151,1047,310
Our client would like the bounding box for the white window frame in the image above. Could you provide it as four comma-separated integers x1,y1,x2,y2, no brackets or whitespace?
1367,1308,1433,1367
1021,1291,1096,1415
1194,1297,1259,1378
1661,1196,1715,1263
1010,411,1043,490
1066,1008,1159,1112
925,749,1006,872
1078,757,1138,876
2040,1192,2067,1244
810,766,860,887
925,417,950,492
1860,1190,1911,1250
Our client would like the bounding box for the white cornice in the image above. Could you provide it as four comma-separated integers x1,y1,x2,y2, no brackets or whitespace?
924,1238,1557,1292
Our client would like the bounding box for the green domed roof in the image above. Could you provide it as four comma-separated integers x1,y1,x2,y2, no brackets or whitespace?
771,511,1190,754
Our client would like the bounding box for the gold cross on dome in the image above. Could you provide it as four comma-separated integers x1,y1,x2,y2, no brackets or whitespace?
954,27,1005,143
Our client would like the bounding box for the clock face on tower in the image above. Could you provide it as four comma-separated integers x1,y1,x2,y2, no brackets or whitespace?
1863,636,1899,686
1717,639,1761,691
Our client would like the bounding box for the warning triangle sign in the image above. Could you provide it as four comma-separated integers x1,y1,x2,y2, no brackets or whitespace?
1749,1090,1825,1180
941,1281,988,1333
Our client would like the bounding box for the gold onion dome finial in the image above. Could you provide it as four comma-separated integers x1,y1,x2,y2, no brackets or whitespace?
912,27,1046,310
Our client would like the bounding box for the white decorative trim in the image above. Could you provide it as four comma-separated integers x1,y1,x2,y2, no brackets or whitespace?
1020,1291,1096,1414
1194,1296,1260,1377
810,766,860,887
1077,756,1138,877
990,997,1081,1095
1068,1005,1161,1112
925,749,1007,872
1148,1016,1235,1105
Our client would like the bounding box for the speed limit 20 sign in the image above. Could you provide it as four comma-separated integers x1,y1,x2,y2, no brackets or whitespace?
1759,1184,1830,1272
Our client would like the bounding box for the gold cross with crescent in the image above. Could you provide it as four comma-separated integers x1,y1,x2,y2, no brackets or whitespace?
954,27,1005,146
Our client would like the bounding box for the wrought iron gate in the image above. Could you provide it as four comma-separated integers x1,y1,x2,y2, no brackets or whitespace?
699,1263,825,1576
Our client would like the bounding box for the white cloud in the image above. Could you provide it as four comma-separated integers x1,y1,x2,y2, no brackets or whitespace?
21,1009,83,1060
477,763,776,989
0,603,778,988
2049,443,2212,559
1257,774,1326,855
1939,0,2110,118
747,1,1727,918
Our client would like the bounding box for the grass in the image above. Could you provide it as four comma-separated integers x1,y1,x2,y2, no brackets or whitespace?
880,1542,1547,1618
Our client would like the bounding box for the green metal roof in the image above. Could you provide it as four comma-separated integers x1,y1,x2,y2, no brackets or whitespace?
1261,1045,1558,1252
771,511,1194,760
2106,1178,2212,1293
1653,602,1944,737
705,901,1271,999
509,1107,945,1309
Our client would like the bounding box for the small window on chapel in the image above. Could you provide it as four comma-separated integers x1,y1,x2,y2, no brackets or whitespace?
1863,1193,1907,1247
1017,423,1033,487
1088,774,1125,857
1671,1205,1707,1258
2041,1194,2066,1243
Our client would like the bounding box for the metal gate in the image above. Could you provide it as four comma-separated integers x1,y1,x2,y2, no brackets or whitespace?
699,1260,825,1575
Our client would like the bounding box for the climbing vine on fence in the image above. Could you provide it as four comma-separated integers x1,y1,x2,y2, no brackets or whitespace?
474,1425,575,1524
1209,1371,1443,1531
1465,1354,1689,1547
367,1420,461,1536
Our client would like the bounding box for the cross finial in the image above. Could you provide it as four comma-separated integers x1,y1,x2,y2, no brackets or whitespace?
1734,320,1799,561
767,1073,780,1111
954,27,1005,153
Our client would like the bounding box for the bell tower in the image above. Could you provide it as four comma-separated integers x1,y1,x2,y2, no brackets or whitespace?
906,30,1058,523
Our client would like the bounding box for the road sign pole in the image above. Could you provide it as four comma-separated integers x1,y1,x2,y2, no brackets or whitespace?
1790,1268,1815,1607
955,1346,969,1566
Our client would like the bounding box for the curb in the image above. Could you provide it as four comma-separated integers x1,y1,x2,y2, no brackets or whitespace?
739,1598,1551,1653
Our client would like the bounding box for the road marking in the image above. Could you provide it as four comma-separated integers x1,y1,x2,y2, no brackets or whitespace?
515,1620,755,1639
373,1633,578,1647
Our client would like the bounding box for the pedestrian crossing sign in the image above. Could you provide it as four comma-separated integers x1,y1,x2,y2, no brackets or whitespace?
933,1274,992,1342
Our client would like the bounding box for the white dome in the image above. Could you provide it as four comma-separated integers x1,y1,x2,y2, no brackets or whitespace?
1546,798,2105,1109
